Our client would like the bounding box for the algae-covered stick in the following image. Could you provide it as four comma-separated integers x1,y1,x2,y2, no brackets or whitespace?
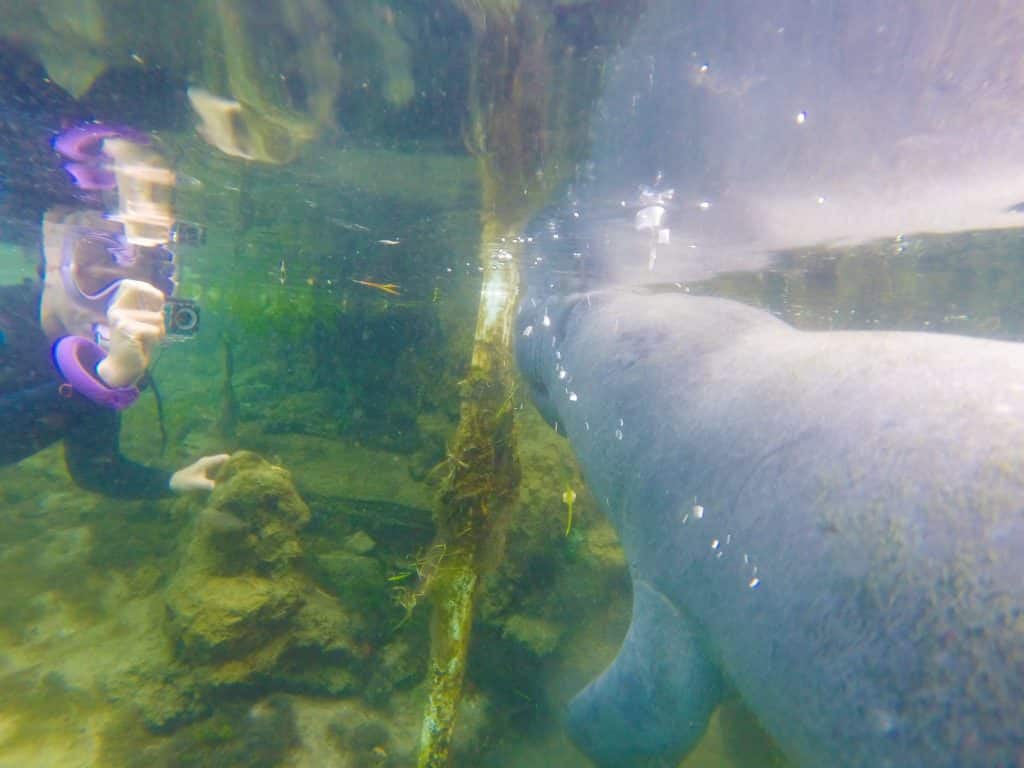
416,215,521,767
416,12,526,761
415,1,632,759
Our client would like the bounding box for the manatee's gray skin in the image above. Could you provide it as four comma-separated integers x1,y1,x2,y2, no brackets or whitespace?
517,290,1024,768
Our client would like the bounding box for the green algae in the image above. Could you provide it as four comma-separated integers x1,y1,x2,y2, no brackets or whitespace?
164,452,365,689
125,698,299,768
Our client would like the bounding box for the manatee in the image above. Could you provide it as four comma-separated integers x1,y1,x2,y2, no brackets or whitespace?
516,289,1024,767
513,0,1024,764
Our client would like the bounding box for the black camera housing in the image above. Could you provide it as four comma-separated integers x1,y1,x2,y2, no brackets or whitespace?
169,221,207,247
164,297,200,339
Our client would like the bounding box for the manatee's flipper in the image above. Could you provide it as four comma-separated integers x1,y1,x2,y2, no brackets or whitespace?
567,579,723,767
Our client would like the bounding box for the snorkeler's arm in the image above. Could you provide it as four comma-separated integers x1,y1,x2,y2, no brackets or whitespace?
63,403,173,499
0,377,170,498
0,381,81,465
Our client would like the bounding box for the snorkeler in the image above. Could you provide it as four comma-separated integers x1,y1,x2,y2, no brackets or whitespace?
0,205,226,497
0,44,227,498
0,196,227,499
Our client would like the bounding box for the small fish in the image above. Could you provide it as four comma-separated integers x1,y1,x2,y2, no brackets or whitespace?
328,217,370,232
377,238,401,246
352,278,401,296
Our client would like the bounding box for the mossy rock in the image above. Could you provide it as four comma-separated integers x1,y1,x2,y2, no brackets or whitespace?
182,452,311,577
210,451,311,533
164,451,365,698
289,587,363,658
167,574,303,664
582,519,626,571
364,639,426,706
313,551,387,612
500,613,563,657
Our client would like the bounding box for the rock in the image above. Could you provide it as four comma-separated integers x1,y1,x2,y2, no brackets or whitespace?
327,711,395,765
38,525,92,570
133,695,300,767
501,614,563,657
344,530,376,555
164,452,362,695
167,575,302,663
364,640,425,706
313,551,386,613
451,690,495,764
583,519,626,572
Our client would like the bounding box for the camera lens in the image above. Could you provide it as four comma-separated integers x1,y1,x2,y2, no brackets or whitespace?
163,299,200,339
173,306,199,333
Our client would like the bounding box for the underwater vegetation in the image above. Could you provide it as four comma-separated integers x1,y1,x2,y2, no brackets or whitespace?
0,379,647,766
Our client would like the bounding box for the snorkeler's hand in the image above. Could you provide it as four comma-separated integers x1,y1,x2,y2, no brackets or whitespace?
170,454,231,493
96,279,166,388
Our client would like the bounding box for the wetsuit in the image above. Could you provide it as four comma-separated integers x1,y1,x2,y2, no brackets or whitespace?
0,43,87,245
0,281,171,498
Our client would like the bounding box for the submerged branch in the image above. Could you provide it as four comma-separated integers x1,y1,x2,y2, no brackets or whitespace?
416,214,522,767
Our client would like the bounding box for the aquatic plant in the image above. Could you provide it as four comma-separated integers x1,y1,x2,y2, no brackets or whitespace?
215,338,239,440
562,484,577,536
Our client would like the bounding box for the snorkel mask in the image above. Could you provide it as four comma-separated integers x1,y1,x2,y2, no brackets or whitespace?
44,125,204,343
55,124,196,248
41,208,178,342
54,124,149,193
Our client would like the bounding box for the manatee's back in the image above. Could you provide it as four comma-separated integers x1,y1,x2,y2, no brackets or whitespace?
514,0,1024,756
542,292,1024,767
699,324,1024,767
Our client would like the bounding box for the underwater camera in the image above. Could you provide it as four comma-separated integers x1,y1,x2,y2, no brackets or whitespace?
169,220,207,247
164,297,200,340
